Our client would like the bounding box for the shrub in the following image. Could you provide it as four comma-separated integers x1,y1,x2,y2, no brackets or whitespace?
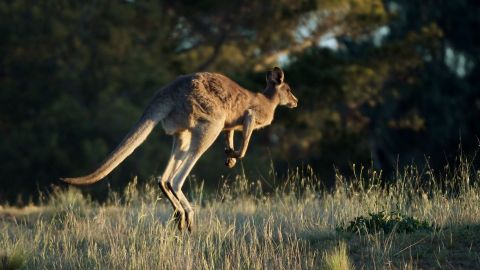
337,211,434,234
48,186,92,217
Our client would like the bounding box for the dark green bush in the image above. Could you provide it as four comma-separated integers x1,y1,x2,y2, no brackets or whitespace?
337,211,434,234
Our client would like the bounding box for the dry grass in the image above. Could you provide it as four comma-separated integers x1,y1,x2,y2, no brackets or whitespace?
1,162,479,269
323,241,354,270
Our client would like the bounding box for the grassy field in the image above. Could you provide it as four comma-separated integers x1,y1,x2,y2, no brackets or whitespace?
1,163,479,269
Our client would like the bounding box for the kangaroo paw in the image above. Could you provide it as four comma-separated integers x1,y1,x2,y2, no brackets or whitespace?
225,157,237,168
225,148,240,158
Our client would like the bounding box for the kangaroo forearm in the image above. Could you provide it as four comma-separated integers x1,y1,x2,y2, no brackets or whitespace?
238,112,255,158
225,130,235,150
238,133,252,158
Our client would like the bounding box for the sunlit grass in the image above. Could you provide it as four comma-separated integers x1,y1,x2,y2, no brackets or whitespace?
322,241,353,270
1,159,479,269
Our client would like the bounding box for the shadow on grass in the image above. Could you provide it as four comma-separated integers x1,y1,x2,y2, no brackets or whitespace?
300,223,480,269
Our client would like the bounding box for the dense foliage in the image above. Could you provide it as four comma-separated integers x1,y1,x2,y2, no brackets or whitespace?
1,0,479,202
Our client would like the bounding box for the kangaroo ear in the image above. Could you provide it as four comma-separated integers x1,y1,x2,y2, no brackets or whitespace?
273,67,284,83
266,67,284,84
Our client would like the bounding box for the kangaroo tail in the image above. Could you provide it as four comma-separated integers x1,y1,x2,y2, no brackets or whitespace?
61,115,160,185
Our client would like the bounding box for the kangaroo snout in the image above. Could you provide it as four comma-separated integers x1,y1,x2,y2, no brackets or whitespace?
288,96,298,108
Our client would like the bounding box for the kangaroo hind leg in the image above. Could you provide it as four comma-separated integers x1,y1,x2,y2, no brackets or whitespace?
168,120,224,232
158,132,191,230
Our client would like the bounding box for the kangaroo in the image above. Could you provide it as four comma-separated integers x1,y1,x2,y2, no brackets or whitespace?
61,67,297,231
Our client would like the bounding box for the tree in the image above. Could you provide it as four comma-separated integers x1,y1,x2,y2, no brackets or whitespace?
271,0,479,179
1,0,478,202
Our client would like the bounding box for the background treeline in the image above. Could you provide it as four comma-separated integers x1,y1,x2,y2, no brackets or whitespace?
1,0,479,202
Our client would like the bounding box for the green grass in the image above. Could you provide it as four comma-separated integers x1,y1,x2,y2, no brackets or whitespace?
1,162,479,269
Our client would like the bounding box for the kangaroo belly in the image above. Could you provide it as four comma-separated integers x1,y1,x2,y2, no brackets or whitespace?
161,106,194,135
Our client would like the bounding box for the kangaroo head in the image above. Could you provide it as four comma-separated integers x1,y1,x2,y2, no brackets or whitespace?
265,67,298,108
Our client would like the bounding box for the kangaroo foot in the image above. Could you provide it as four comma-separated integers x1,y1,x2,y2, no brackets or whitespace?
173,210,186,231
186,212,194,233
